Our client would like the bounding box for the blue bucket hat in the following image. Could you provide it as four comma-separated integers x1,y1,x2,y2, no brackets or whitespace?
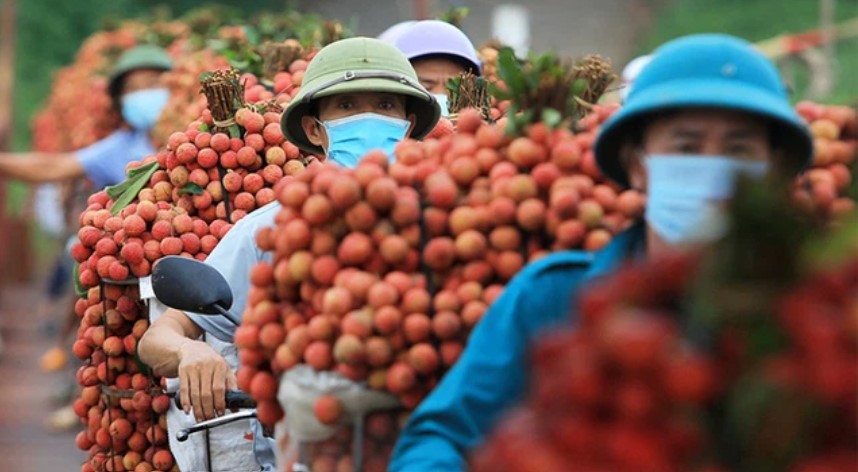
594,34,812,187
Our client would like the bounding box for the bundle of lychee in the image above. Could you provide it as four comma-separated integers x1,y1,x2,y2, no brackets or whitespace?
69,68,315,470
149,10,347,147
30,25,139,152
151,33,318,146
277,407,409,472
71,68,312,290
72,282,178,472
471,180,858,472
32,8,347,153
234,52,640,430
791,101,857,222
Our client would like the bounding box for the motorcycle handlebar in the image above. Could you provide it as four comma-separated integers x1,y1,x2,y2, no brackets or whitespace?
173,390,257,410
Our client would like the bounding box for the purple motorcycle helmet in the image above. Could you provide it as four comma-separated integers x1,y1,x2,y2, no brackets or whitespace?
378,21,417,44
392,20,482,75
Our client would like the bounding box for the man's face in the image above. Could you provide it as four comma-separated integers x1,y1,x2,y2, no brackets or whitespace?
412,57,469,95
302,92,415,151
120,69,166,97
626,108,774,190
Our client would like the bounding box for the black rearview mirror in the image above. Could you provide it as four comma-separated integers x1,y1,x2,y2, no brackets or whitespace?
151,256,237,324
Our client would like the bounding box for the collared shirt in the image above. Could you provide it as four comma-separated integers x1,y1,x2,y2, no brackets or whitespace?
185,202,281,342
389,221,646,471
184,201,283,471
76,128,155,189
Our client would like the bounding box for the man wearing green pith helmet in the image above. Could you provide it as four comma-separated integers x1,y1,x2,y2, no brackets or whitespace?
138,37,441,470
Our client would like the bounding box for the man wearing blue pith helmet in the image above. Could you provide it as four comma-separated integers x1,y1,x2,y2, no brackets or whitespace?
390,33,813,471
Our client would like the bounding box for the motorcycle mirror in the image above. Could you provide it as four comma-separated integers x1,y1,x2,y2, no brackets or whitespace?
151,256,234,316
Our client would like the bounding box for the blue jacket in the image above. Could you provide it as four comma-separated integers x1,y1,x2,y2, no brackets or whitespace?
389,222,646,471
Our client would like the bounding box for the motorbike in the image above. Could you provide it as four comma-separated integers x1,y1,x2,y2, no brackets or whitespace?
152,256,388,472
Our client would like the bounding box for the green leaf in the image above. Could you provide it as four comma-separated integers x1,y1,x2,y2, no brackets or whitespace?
541,108,562,129
199,123,210,132
572,78,588,96
497,47,526,95
243,25,260,46
229,58,250,70
207,38,228,52
445,76,460,94
722,373,821,472
504,103,521,135
73,263,87,298
198,71,214,83
177,183,204,196
519,109,534,127
489,82,513,101
801,213,858,270
228,124,242,139
533,53,556,73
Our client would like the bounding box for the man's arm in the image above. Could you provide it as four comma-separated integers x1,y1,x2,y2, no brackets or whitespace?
0,152,85,182
139,203,279,420
390,254,592,471
138,308,237,421
138,308,204,377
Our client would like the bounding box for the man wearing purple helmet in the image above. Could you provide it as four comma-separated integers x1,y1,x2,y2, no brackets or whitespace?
390,20,482,116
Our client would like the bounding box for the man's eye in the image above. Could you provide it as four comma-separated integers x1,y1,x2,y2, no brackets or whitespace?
727,145,753,157
338,101,353,110
675,142,698,154
378,101,395,110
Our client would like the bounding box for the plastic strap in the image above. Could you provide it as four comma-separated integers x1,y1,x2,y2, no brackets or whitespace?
213,117,237,128
300,70,433,104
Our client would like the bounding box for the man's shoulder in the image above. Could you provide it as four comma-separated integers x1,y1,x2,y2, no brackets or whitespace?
517,249,596,281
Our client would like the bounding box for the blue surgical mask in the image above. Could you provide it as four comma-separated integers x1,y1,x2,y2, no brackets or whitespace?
319,113,410,168
644,155,769,244
433,94,450,117
121,88,170,131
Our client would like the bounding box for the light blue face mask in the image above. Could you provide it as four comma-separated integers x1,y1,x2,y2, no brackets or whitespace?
644,155,770,244
433,94,450,117
121,88,170,131
319,113,410,168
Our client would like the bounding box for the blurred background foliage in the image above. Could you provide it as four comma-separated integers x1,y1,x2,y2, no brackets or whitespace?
641,0,858,105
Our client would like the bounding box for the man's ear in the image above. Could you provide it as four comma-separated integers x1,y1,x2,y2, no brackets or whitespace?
301,116,326,148
622,143,647,191
406,113,417,137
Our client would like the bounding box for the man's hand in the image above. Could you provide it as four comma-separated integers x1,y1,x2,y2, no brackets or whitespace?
177,340,238,422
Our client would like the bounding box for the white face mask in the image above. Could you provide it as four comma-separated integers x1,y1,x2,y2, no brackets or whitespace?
121,88,170,131
433,94,450,117
317,113,410,168
644,155,770,244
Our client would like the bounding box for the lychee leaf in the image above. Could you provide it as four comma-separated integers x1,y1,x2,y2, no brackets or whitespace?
572,78,588,96
497,48,526,96
800,213,858,271
178,183,205,196
541,109,562,129
228,124,242,139
489,82,514,101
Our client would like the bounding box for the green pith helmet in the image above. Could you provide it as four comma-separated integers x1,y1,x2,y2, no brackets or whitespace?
281,37,441,155
107,45,174,100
